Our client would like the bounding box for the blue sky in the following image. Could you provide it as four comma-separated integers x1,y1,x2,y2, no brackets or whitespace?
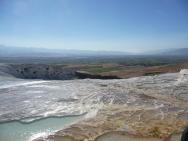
0,0,188,52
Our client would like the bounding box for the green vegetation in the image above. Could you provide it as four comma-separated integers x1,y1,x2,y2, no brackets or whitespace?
144,72,163,76
82,66,123,74
0,55,188,66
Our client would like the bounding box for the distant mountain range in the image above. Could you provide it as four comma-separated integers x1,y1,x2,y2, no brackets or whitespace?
0,45,188,57
156,48,188,56
0,45,130,58
136,48,188,56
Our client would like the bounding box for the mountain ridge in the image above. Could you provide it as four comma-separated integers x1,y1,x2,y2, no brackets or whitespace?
0,45,130,57
0,45,188,57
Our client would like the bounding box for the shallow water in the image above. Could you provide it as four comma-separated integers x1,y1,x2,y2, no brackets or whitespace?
0,76,87,141
0,115,83,141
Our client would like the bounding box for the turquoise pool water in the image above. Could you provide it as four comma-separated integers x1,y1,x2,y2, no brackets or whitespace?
0,115,83,141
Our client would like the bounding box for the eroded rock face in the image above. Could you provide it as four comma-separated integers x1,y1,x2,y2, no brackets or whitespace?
32,70,188,141
0,64,121,80
0,64,77,80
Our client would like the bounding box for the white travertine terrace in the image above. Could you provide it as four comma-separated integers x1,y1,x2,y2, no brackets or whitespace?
0,70,188,141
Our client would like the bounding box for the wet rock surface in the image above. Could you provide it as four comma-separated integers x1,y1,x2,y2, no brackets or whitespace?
31,70,188,141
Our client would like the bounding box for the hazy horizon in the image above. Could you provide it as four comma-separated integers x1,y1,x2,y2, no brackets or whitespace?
0,0,188,53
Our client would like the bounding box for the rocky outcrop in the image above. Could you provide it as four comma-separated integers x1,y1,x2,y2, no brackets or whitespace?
1,63,188,80
0,64,122,80
0,64,77,80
